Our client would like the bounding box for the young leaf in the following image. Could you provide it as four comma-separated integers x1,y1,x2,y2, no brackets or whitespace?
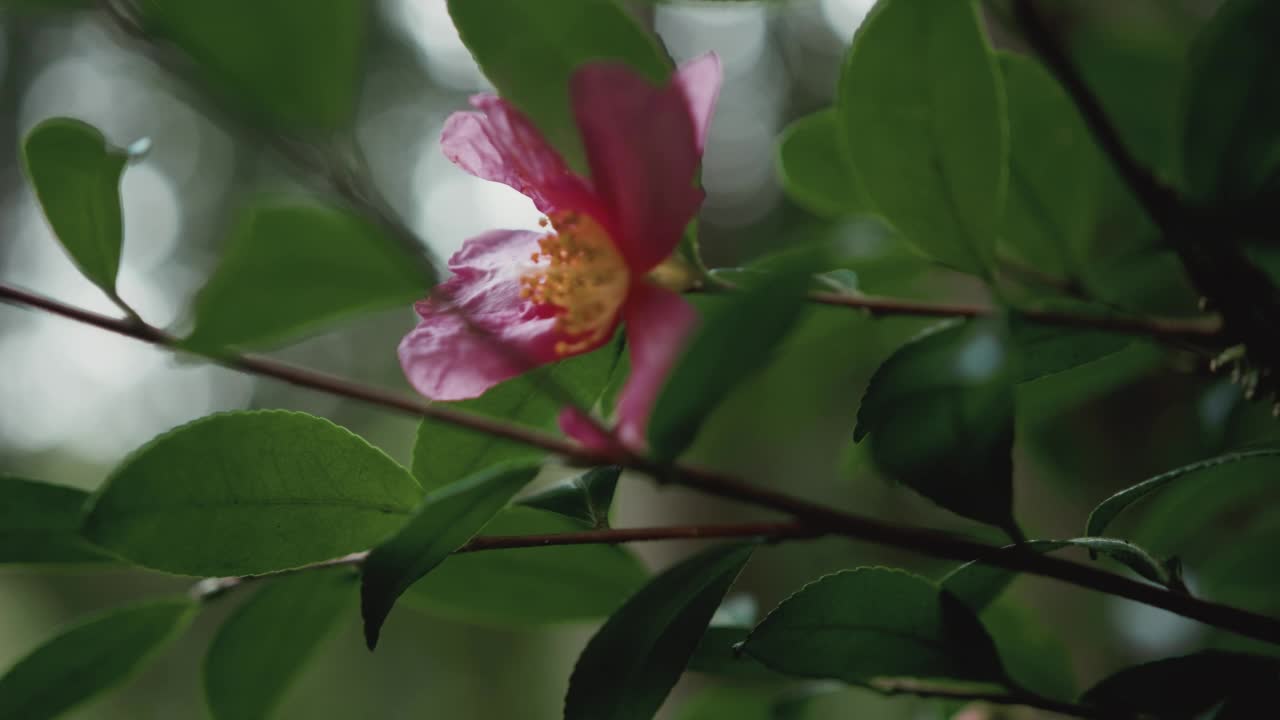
1082,650,1280,717
82,410,423,576
0,598,197,720
447,0,670,170
518,465,621,527
184,203,429,352
855,318,1019,536
564,543,755,720
403,505,649,627
360,460,540,649
412,341,618,490
1084,448,1280,538
204,569,355,720
21,118,128,299
0,476,118,566
838,0,1006,276
741,568,1007,688
137,0,366,131
776,109,866,218
648,268,812,460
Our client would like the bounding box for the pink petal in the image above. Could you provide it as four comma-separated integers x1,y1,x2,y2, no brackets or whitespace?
614,283,700,450
673,53,723,153
441,95,592,214
571,63,706,275
558,408,625,454
399,229,562,401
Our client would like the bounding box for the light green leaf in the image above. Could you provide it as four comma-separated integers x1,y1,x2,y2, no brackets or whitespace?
1082,650,1280,718
204,569,355,720
564,543,754,720
447,0,670,170
776,109,865,218
403,505,648,627
82,410,423,576
0,598,197,720
838,0,1006,275
518,466,620,528
360,461,540,648
21,118,128,298
185,202,429,352
0,476,118,566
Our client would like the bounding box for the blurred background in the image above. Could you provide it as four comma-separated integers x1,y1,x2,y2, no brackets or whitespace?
1,0,1275,718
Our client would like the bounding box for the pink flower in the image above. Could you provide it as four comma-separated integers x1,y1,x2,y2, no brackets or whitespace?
399,54,722,451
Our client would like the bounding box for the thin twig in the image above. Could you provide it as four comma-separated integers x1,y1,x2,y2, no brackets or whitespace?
872,679,1121,720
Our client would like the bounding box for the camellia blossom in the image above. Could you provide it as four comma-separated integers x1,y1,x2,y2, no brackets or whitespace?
399,53,722,450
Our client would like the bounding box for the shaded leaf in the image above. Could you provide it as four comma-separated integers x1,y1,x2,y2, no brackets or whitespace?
981,600,1076,702
676,686,775,720
518,466,621,528
83,410,423,576
776,109,865,218
0,476,118,566
1010,310,1131,383
1082,650,1279,717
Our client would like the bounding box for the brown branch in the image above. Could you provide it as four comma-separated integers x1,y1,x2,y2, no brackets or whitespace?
871,679,1122,720
5,282,1280,647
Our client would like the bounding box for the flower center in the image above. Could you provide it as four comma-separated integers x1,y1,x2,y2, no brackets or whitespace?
519,211,629,355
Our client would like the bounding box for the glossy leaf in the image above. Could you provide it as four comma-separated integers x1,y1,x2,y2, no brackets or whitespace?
1085,448,1280,538
185,203,428,352
518,466,621,528
855,318,1018,535
137,0,366,131
838,0,1006,275
360,461,540,648
412,341,618,490
564,543,754,720
776,109,865,218
21,118,128,298
447,0,669,170
0,476,118,565
204,569,355,720
1082,650,1280,717
742,568,1007,687
0,598,197,720
83,410,423,576
403,505,648,627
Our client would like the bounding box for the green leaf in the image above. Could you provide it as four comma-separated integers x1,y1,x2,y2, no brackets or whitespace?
82,410,423,576
1082,650,1280,717
137,0,366,131
412,342,618,491
402,505,648,627
648,268,812,460
21,118,128,299
776,109,865,218
447,0,670,170
360,460,540,648
1009,311,1131,382
1181,0,1280,204
742,568,1007,688
184,203,428,352
980,601,1076,702
564,543,754,720
518,466,621,528
676,687,775,720
1084,448,1280,538
838,0,1006,276
0,476,118,566
0,598,197,720
204,569,355,720
855,318,1019,535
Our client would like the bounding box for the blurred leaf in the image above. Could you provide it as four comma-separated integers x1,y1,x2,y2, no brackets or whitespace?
1015,341,1164,425
1084,448,1280,538
138,0,366,131
940,540,1066,613
1082,650,1280,717
360,460,539,649
413,341,618,490
518,466,620,528
1181,0,1280,204
204,569,355,720
742,568,1007,688
855,318,1019,535
1009,311,1131,382
649,268,812,460
0,476,118,566
980,601,1076,702
83,410,423,576
838,0,1006,275
21,118,128,299
0,598,197,720
447,0,670,170
676,686,775,720
776,109,865,218
403,505,648,627
564,543,754,720
184,203,428,352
